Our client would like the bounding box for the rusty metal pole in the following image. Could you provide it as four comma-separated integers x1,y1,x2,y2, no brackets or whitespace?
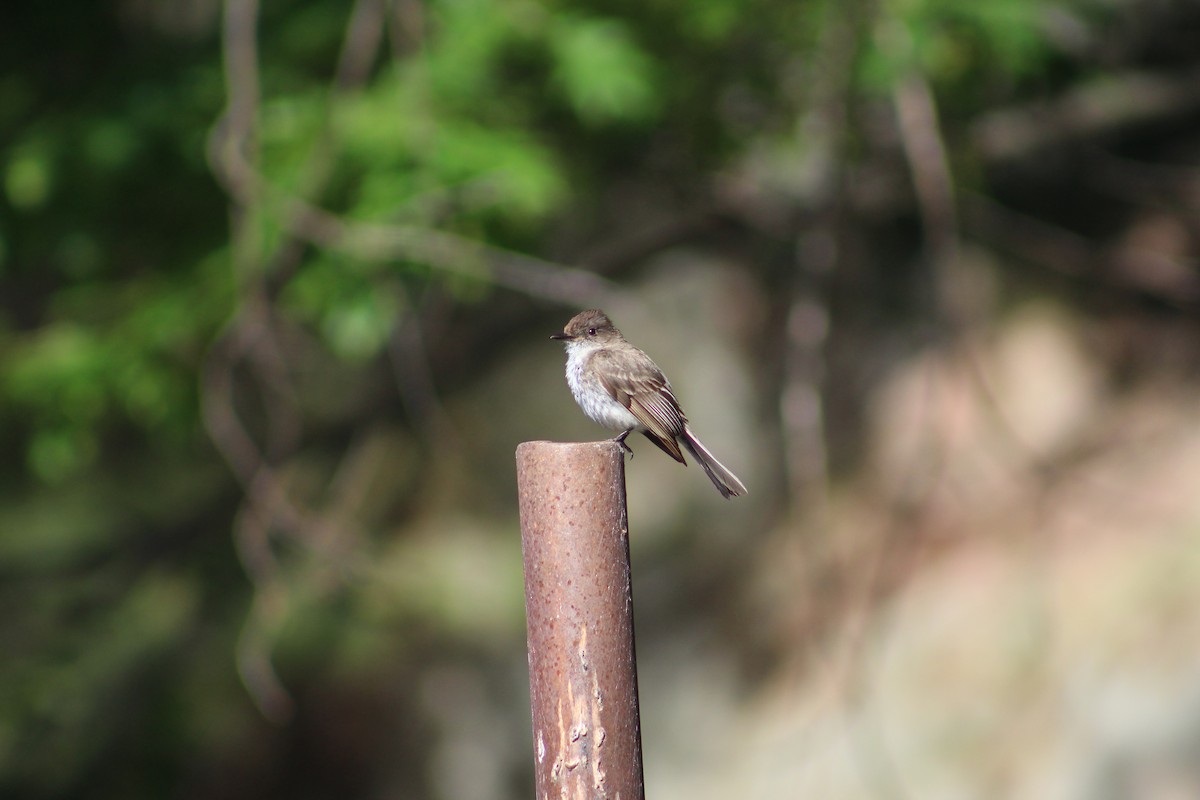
515,440,645,800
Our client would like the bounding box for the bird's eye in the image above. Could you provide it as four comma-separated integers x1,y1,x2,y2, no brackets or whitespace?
587,328,596,336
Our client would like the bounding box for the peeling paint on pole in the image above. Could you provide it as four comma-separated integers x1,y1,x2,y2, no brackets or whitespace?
516,441,645,800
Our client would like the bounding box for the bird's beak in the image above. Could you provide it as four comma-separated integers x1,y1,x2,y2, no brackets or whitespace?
550,331,571,341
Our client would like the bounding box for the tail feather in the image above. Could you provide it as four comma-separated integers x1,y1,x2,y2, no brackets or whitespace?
681,427,747,499
640,430,685,463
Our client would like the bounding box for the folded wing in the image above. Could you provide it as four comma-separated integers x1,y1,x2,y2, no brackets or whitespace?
592,347,687,463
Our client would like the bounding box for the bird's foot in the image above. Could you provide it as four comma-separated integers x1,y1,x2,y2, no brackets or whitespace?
612,430,634,459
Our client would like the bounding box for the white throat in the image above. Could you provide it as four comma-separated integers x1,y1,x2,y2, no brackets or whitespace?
560,339,641,433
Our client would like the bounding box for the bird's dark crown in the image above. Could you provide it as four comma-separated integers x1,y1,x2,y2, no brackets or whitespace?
553,309,620,341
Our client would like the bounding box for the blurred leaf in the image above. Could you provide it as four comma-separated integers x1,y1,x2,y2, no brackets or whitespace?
551,17,660,124
28,426,98,482
322,286,400,362
336,72,425,169
4,143,53,211
260,90,329,192
282,256,404,361
5,324,110,421
680,0,742,41
430,121,566,219
425,0,521,109
861,0,1082,93
54,231,102,278
0,483,121,570
83,118,141,172
0,568,198,793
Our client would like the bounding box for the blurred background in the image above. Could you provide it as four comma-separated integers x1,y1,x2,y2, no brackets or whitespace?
4,0,1200,797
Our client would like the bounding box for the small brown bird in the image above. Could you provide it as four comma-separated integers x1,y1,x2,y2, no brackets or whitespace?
551,309,747,498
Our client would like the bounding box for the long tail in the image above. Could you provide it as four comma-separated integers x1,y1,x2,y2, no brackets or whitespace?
681,426,748,499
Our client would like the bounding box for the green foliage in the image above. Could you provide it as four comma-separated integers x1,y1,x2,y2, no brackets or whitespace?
4,141,53,211
0,567,200,793
284,256,402,361
425,0,525,109
330,72,568,225
3,262,227,480
860,0,1103,99
550,16,660,125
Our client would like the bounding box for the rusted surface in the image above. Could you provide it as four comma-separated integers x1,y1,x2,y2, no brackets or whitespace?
516,441,644,800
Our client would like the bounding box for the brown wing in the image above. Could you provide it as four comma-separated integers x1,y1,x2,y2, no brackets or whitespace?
592,347,688,463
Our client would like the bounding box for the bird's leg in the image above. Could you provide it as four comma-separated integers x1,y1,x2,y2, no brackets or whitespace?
612,428,634,459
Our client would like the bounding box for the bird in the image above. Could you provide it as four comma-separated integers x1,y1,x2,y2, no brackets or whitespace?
551,309,747,498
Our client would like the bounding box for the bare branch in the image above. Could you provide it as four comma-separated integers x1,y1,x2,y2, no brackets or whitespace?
972,68,1200,163
963,193,1200,307
209,0,261,209
894,73,957,267
334,0,386,90
279,195,624,306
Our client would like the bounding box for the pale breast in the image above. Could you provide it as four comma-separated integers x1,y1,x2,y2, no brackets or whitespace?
566,349,642,432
